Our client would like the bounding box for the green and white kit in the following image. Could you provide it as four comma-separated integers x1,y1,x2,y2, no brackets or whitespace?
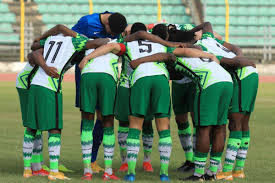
197,32,258,113
80,41,119,116
124,40,172,118
16,63,35,124
176,57,233,126
26,34,88,130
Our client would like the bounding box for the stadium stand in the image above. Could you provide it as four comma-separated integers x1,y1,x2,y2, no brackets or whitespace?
34,0,192,30
204,0,275,47
0,1,18,44
0,0,274,62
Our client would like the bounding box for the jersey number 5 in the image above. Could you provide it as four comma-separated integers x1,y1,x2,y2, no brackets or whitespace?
45,41,63,63
138,40,152,53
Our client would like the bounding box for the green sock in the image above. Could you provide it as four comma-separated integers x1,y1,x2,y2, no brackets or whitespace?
209,152,223,174
223,131,242,172
235,131,250,171
39,131,44,164
192,127,196,162
103,127,115,174
159,130,172,176
48,133,61,173
194,151,208,176
178,122,193,162
31,131,43,171
118,126,129,164
23,129,35,170
81,119,94,174
127,128,141,175
142,122,153,162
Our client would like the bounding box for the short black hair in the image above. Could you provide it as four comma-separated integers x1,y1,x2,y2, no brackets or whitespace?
130,22,147,34
168,29,195,42
152,24,168,40
108,13,127,35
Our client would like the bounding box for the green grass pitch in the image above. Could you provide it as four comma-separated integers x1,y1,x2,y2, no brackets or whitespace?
0,81,274,182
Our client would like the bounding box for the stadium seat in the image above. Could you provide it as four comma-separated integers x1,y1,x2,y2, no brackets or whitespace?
0,33,20,44
204,0,275,47
0,23,13,33
36,0,192,32
0,13,16,23
161,0,182,5
0,3,9,13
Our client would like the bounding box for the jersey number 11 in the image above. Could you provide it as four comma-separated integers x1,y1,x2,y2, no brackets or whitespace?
45,41,63,63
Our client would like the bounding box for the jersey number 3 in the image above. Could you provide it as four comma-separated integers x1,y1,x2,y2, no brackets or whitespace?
45,41,63,63
138,40,152,53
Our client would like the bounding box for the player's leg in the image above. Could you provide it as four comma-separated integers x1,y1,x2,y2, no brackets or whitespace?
155,117,172,182
172,82,195,171
176,114,194,171
17,87,37,177
31,131,49,176
102,115,119,180
216,113,243,180
142,119,154,172
233,114,250,178
115,85,130,171
217,75,246,180
151,75,171,181
98,73,119,180
91,109,104,173
125,115,144,182
182,125,211,181
80,112,95,180
184,82,230,181
190,112,196,160
124,76,150,181
23,128,37,178
118,120,129,171
205,125,226,180
234,72,258,178
79,73,98,180
47,129,70,181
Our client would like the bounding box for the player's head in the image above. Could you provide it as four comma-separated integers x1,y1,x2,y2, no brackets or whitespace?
168,29,195,43
107,13,127,35
130,22,147,34
194,30,202,41
152,24,169,40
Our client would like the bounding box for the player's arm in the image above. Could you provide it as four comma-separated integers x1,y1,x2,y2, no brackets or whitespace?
79,43,125,70
213,32,223,40
85,38,110,49
130,53,177,69
190,22,213,34
173,47,220,64
31,48,59,78
27,51,37,67
220,57,256,69
34,24,78,42
31,41,44,51
123,31,183,47
222,41,243,56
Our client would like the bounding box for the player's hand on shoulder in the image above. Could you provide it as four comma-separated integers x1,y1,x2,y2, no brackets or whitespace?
45,66,59,78
130,59,141,69
211,55,220,64
33,37,41,43
167,42,185,48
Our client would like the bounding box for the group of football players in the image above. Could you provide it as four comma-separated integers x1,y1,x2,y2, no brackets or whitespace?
16,11,258,182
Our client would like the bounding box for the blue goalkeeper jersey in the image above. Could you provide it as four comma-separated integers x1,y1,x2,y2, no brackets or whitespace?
72,11,119,107
72,11,117,39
